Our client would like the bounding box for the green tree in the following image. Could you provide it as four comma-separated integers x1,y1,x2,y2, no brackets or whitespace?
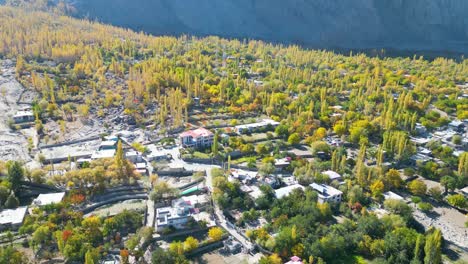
7,161,23,193
370,180,384,198
212,130,219,157
446,194,466,209
408,180,427,196
4,193,19,208
424,229,442,264
275,124,289,139
0,186,9,205
287,133,301,145
385,169,403,189
440,176,456,193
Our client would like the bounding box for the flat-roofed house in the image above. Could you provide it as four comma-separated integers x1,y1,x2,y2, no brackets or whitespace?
0,206,28,231
32,192,66,206
310,183,343,203
13,110,34,123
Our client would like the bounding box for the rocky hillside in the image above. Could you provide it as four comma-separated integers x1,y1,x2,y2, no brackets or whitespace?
7,0,468,53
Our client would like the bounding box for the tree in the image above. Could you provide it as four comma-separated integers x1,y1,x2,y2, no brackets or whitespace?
333,123,346,136
32,225,51,251
408,180,427,196
168,241,184,255
259,253,282,264
370,180,384,198
183,236,199,252
7,161,23,193
275,124,289,139
259,162,275,176
385,169,403,189
85,249,99,264
384,199,413,219
446,194,466,209
424,229,442,264
0,186,9,205
208,227,223,241
418,202,433,212
287,133,301,145
115,140,125,179
120,249,129,264
212,130,219,157
427,187,443,202
4,193,19,208
440,176,456,193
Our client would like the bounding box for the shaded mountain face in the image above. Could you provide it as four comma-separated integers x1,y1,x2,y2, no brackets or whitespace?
45,0,468,53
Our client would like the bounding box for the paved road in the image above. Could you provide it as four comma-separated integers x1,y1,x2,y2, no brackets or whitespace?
147,145,253,250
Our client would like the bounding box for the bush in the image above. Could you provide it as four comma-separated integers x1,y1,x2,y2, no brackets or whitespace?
411,196,422,204
418,202,433,212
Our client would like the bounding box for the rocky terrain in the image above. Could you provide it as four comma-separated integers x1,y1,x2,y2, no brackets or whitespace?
70,0,468,54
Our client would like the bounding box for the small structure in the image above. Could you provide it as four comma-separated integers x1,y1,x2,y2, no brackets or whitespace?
91,149,116,160
310,183,343,203
448,120,465,132
126,151,144,163
275,184,305,199
99,140,118,150
32,192,66,206
383,191,404,201
322,170,342,182
274,157,291,171
286,256,304,264
155,200,193,231
234,119,280,134
135,162,147,175
13,110,34,123
0,206,28,231
460,186,468,198
179,127,214,149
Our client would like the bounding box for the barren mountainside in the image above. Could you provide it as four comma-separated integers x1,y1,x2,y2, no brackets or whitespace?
72,0,468,53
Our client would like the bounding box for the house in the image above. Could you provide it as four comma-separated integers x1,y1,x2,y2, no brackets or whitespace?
234,119,280,134
125,151,144,163
322,170,342,182
286,256,304,264
179,127,214,149
0,206,28,231
32,192,66,206
174,194,209,209
274,157,291,171
13,110,34,123
91,149,116,160
155,200,193,231
310,183,343,203
275,184,304,199
448,120,465,132
135,162,148,175
99,140,118,150
383,191,404,201
460,186,468,198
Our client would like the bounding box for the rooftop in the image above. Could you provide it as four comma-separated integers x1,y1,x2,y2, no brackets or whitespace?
235,119,280,130
180,127,213,138
32,192,66,206
91,149,116,159
322,170,342,181
0,206,28,225
310,183,342,198
275,184,304,199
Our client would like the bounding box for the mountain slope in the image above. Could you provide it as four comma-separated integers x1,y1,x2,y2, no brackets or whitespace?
73,0,468,53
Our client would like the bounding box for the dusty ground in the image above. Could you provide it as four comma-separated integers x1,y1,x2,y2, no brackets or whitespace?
42,118,104,145
192,251,263,264
411,202,468,249
85,199,146,217
0,60,40,168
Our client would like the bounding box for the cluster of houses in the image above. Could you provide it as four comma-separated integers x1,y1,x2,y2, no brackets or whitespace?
0,192,65,231
410,120,467,165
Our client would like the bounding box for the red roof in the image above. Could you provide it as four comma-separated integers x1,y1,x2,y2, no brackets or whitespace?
180,127,213,138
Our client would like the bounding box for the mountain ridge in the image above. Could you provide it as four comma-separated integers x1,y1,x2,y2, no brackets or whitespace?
70,0,468,54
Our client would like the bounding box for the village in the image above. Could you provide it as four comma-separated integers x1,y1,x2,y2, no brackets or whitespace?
0,37,468,263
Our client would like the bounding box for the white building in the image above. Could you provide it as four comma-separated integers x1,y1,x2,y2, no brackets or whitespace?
310,183,343,203
275,184,305,199
179,127,214,149
0,206,28,231
322,170,342,182
32,192,66,206
91,149,116,160
155,200,193,231
126,151,144,163
234,119,280,134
